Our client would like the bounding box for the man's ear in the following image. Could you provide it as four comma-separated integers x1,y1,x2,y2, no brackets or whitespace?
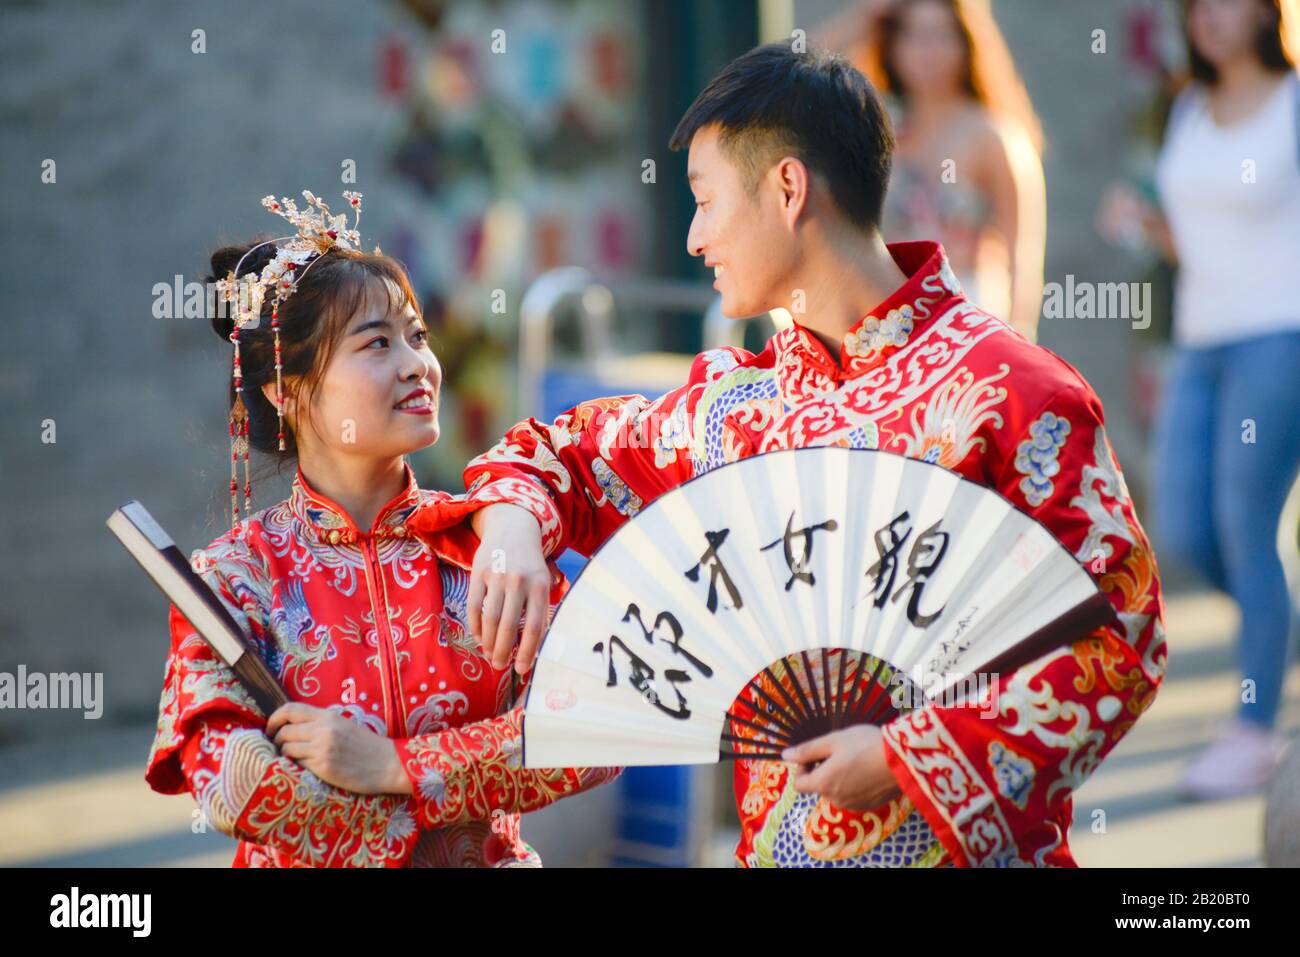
774,155,810,229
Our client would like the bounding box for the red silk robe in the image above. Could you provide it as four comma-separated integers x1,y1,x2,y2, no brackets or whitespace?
463,240,1166,867
145,462,619,867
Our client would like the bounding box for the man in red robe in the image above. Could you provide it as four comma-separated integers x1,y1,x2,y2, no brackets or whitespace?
452,42,1165,867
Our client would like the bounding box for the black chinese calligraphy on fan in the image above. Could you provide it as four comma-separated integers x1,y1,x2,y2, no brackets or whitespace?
863,510,950,627
592,603,714,720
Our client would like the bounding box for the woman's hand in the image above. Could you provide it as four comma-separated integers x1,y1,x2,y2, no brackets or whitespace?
266,703,410,795
1097,182,1175,261
1097,182,1151,250
782,725,903,811
468,503,554,675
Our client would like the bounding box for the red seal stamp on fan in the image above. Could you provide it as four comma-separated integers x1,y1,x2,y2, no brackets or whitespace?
545,689,577,711
1009,532,1044,571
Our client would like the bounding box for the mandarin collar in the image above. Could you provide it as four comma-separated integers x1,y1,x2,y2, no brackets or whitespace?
289,460,422,544
773,241,965,402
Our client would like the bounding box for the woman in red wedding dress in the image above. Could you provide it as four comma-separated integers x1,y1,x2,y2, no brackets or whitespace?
144,190,618,867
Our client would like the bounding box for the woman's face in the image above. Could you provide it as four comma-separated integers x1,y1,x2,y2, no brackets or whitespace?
275,280,442,462
893,0,968,100
1188,0,1269,68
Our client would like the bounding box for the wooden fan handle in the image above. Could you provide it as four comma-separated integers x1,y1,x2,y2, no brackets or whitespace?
980,591,1120,680
233,653,289,715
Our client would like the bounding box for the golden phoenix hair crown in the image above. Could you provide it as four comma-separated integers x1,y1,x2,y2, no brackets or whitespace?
214,189,371,330
213,189,380,528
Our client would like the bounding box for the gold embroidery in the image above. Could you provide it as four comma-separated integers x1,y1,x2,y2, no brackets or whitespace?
804,794,912,860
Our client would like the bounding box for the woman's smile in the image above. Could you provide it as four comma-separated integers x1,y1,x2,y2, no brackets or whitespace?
394,386,436,415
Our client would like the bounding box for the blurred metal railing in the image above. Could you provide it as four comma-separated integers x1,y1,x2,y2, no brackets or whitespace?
517,266,789,421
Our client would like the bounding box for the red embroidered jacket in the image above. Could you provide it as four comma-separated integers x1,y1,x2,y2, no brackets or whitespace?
462,241,1166,867
145,462,619,867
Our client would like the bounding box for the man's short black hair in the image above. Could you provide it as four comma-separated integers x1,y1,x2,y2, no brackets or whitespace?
669,41,894,232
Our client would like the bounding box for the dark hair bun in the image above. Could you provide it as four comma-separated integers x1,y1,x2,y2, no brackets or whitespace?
205,239,278,342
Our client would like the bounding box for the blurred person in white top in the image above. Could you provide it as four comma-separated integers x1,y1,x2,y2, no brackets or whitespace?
1101,0,1300,800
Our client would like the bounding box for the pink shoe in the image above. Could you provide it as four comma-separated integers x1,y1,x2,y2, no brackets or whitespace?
1178,718,1289,800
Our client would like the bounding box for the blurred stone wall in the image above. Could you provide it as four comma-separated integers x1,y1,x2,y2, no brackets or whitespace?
0,0,423,742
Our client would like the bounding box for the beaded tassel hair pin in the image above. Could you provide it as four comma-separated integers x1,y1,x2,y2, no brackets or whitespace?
213,190,376,529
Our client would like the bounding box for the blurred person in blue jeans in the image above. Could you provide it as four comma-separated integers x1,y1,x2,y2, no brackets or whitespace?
1102,0,1300,798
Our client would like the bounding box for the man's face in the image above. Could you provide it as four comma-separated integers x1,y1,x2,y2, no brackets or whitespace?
685,124,798,319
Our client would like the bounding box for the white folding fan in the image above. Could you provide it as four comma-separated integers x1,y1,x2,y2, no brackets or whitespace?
522,447,1116,768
